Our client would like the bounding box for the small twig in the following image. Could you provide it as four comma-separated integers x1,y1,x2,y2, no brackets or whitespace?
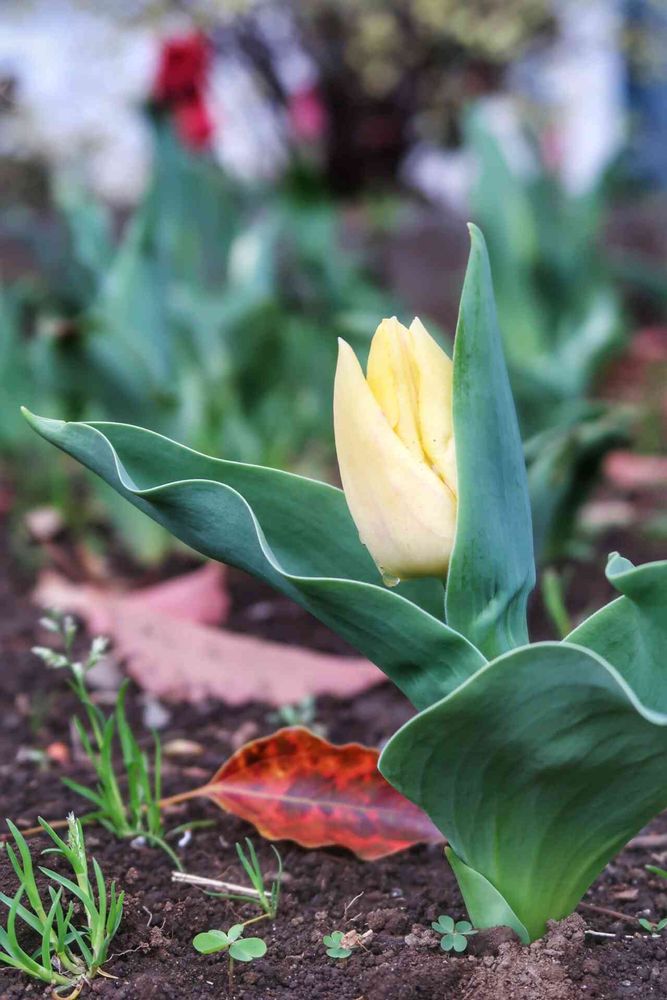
171,871,262,898
579,901,637,926
0,818,70,841
342,891,364,923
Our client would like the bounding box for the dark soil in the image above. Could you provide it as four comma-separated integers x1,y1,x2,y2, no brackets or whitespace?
2,513,667,1000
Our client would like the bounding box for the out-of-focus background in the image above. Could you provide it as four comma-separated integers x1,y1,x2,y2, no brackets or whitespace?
1,0,665,589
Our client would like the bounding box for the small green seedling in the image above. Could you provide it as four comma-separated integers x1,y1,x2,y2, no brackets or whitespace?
647,865,667,880
212,838,283,921
193,923,266,987
33,610,179,867
0,813,124,997
268,696,326,736
323,930,352,959
432,914,478,953
638,917,667,935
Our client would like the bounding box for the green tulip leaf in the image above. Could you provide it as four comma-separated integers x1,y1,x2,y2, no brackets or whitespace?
446,224,535,659
23,411,485,710
565,553,667,713
445,849,528,943
380,641,667,941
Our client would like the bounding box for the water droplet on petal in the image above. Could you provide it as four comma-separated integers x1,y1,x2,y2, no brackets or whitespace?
381,572,400,588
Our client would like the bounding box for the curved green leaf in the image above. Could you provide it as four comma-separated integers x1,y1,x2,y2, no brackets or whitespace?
446,225,535,659
445,848,528,943
23,411,485,710
380,641,667,941
566,553,667,714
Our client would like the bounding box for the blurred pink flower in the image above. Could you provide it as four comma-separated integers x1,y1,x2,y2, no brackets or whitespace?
288,85,327,143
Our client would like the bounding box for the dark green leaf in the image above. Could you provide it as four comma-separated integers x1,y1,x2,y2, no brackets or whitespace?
446,225,535,657
380,641,667,942
566,554,667,713
23,412,485,710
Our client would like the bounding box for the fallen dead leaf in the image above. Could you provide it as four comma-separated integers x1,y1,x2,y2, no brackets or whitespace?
340,930,373,950
45,741,70,765
604,451,667,491
33,572,384,707
611,887,639,901
162,727,443,860
24,506,65,542
34,564,229,635
121,563,230,626
162,739,205,758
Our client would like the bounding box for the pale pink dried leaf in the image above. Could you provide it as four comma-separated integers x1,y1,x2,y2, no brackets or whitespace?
33,572,383,706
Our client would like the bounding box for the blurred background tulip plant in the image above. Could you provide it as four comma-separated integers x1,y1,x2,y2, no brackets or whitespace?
2,6,666,575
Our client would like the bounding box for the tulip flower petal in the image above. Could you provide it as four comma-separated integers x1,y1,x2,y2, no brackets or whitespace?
334,339,457,580
366,317,424,462
407,317,456,489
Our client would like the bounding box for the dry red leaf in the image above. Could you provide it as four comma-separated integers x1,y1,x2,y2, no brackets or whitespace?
163,727,443,860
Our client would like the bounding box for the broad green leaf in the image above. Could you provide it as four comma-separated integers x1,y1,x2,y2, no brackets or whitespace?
566,553,667,713
380,641,667,941
446,225,535,658
23,412,485,710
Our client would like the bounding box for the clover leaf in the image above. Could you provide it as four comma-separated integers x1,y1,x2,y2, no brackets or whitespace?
432,914,477,953
323,930,352,959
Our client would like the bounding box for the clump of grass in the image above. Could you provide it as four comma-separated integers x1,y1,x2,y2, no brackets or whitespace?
33,610,179,867
0,813,123,998
210,838,283,921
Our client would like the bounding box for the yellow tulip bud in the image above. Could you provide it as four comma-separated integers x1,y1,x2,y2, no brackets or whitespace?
334,316,457,582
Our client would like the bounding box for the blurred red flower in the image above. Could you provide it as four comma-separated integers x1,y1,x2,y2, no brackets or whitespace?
153,32,214,150
154,32,210,104
174,94,214,150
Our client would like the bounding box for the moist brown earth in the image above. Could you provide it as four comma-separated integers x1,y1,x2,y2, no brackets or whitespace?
1,515,667,1000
